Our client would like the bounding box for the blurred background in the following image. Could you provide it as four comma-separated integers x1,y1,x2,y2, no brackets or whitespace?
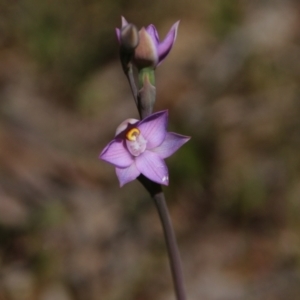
0,0,300,299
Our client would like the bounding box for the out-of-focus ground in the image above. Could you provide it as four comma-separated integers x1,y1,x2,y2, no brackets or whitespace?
1,0,300,299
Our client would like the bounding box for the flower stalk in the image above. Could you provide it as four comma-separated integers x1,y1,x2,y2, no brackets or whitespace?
101,17,188,300
137,111,187,300
137,176,186,300
135,36,187,299
137,70,156,119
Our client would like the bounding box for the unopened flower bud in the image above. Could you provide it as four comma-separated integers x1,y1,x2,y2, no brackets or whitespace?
120,24,139,52
116,17,179,69
134,28,157,68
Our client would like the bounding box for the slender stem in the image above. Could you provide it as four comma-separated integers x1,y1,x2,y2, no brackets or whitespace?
138,176,186,300
153,191,186,300
119,48,139,106
137,71,156,119
120,33,186,299
125,66,139,106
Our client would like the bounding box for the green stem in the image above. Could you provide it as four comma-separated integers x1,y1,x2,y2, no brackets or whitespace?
137,68,156,119
138,67,155,88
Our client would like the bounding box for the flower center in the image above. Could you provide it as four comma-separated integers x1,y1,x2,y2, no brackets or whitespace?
126,128,140,141
125,127,147,156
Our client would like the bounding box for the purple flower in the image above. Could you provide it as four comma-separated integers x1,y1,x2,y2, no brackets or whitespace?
100,111,190,187
116,17,179,69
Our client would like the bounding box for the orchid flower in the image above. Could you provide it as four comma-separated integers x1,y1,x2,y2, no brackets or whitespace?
100,110,190,187
116,17,180,69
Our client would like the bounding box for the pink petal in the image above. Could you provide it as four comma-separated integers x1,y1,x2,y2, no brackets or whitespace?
121,16,128,28
100,139,133,168
135,151,169,186
157,21,180,65
115,118,139,136
116,17,129,43
135,28,158,66
116,163,140,187
145,24,159,45
152,132,190,159
115,28,121,42
138,110,168,149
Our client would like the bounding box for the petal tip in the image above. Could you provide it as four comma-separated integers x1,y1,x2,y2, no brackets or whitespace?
161,175,169,186
119,181,125,188
99,146,108,160
116,164,140,187
151,109,169,119
173,21,180,38
174,20,180,27
121,16,128,28
157,21,180,65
